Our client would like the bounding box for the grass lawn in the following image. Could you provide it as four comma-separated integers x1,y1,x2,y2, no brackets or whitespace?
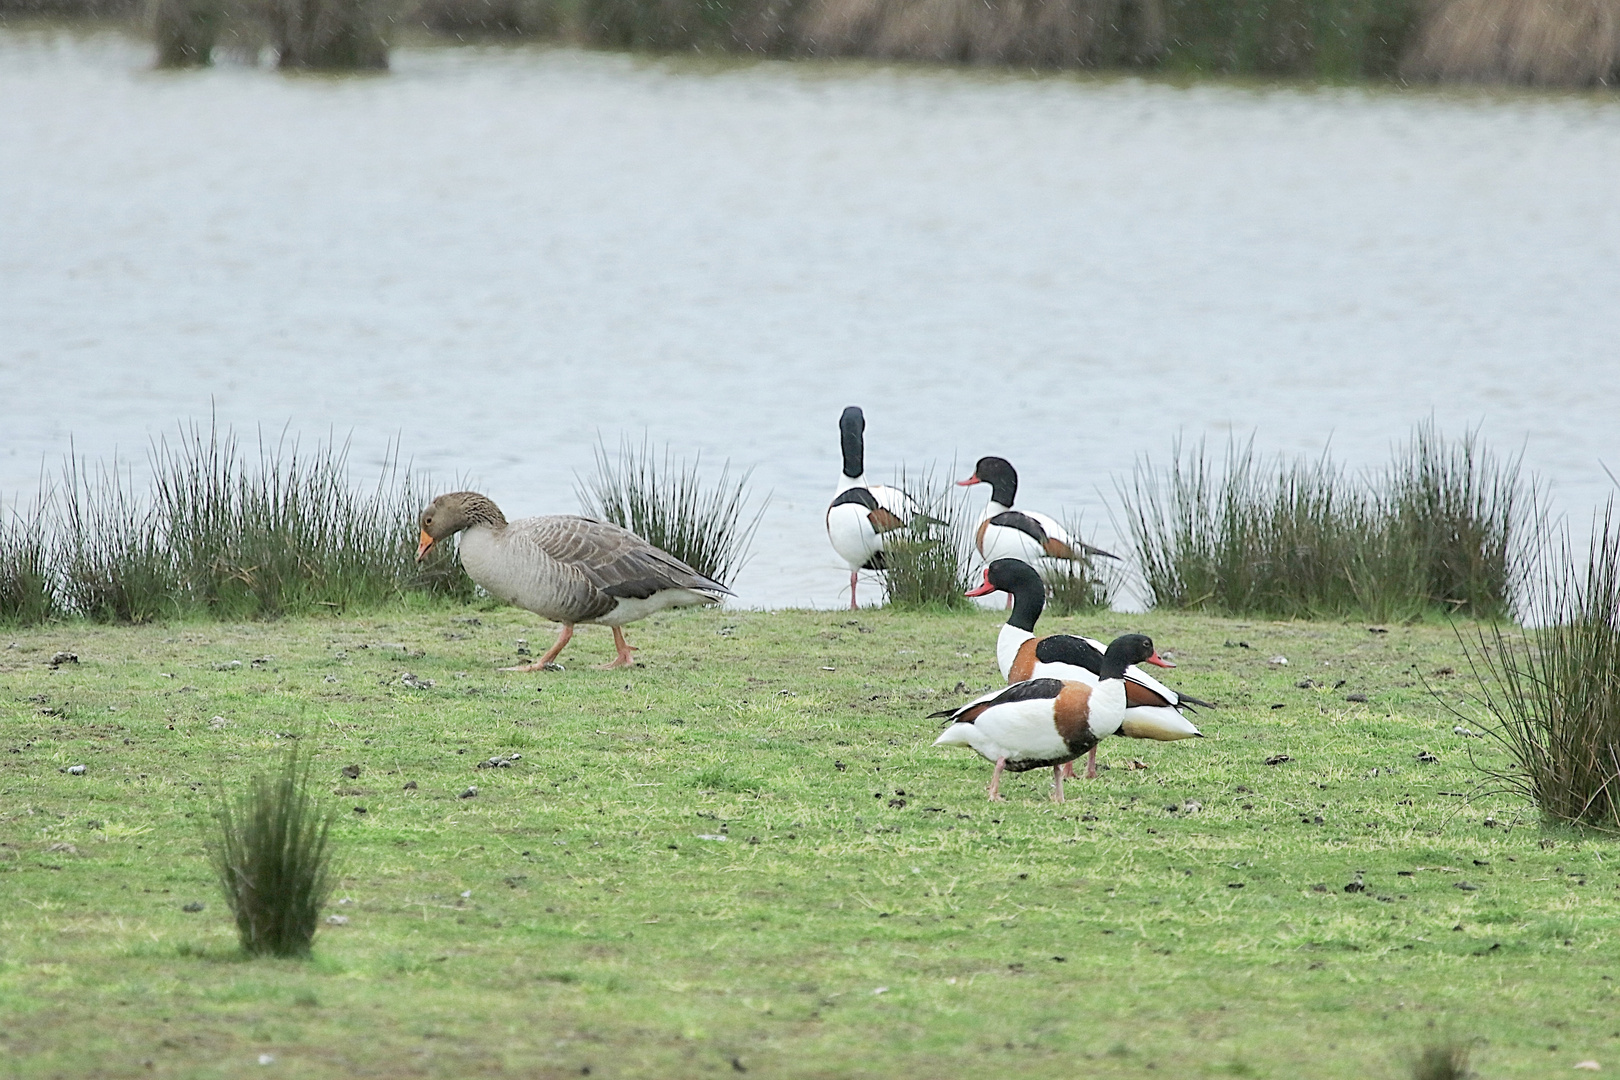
1,602,1615,1078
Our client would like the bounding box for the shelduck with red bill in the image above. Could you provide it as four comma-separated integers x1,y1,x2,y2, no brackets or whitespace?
956,456,1117,582
968,558,1210,777
826,406,930,609
931,634,1166,802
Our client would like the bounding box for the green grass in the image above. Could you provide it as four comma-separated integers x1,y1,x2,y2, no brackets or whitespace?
2,604,1617,1077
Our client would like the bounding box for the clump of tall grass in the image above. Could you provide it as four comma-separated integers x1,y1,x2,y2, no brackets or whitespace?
1121,424,1531,621
411,0,559,34
1403,0,1620,86
1045,515,1117,615
1468,501,1620,829
576,435,765,588
0,490,59,627
882,468,974,612
151,423,456,618
57,452,179,625
0,420,470,627
149,0,223,65
1410,1040,1475,1080
208,740,338,958
798,0,1165,67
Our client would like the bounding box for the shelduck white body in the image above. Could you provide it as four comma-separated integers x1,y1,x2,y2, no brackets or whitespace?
932,634,1165,801
826,406,924,609
970,558,1208,742
957,456,1116,583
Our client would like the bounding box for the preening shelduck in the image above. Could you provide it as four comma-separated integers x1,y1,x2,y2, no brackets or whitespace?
826,406,925,609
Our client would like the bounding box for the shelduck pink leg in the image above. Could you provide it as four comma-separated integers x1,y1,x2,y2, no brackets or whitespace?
1051,765,1066,803
987,757,1008,801
1084,746,1099,780
598,626,639,669
850,569,860,610
502,623,573,672
1061,761,1076,779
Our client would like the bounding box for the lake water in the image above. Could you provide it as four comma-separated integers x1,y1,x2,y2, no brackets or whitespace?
2,28,1618,609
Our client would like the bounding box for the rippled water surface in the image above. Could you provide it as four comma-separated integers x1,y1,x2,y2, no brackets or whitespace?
2,29,1617,607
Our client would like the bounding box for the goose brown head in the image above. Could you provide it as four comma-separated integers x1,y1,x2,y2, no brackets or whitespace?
416,491,508,562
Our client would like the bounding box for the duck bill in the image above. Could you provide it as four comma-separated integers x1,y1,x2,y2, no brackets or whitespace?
1144,652,1175,668
415,529,435,563
964,570,998,598
955,474,981,487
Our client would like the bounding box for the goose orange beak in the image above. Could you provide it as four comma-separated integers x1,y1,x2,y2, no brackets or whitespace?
956,473,981,486
1144,652,1175,668
416,529,435,563
965,569,998,597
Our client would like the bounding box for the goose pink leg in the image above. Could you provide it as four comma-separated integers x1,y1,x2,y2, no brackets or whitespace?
987,757,1008,801
597,626,639,669
1084,746,1099,780
1051,764,1066,803
502,624,573,671
850,569,860,610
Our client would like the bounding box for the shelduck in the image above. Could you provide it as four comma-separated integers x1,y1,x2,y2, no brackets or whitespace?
968,558,1210,777
931,634,1168,802
956,456,1117,580
826,406,927,609
416,491,730,670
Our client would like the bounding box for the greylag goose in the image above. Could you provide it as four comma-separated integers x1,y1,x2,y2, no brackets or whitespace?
968,558,1209,777
416,491,731,670
931,634,1167,802
826,406,927,609
957,456,1117,582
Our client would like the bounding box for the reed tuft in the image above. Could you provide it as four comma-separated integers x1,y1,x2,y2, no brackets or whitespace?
265,0,389,68
577,435,765,588
149,0,223,65
1045,515,1117,615
1121,424,1532,621
0,489,59,627
1403,0,1620,86
1468,501,1620,829
208,739,339,958
881,468,974,612
1410,1040,1475,1080
0,419,470,627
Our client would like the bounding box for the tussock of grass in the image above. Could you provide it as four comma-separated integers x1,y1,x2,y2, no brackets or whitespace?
0,419,471,627
208,739,338,958
0,490,58,626
264,0,388,68
1122,423,1532,622
576,435,765,588
1470,500,1620,828
1410,1039,1475,1079
1045,514,1117,615
1404,0,1620,86
880,468,974,612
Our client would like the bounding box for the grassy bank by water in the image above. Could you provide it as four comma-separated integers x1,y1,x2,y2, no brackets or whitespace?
2,604,1617,1077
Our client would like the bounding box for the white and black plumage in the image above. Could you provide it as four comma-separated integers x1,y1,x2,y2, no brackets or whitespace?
416,491,730,670
931,634,1166,802
826,406,926,609
969,558,1210,776
956,456,1117,582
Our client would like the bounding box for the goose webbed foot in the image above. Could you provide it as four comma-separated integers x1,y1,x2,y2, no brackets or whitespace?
596,626,640,669
502,624,573,672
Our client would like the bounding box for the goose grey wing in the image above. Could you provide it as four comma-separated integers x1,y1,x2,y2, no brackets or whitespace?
514,516,732,600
